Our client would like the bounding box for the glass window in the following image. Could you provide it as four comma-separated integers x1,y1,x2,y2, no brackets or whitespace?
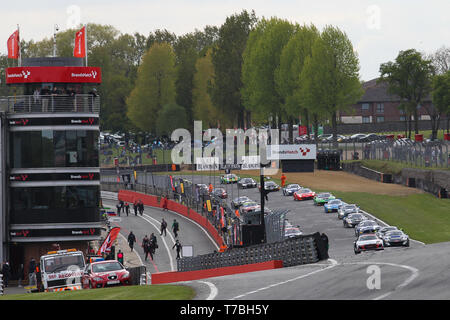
54,131,66,167
42,130,54,167
362,103,369,110
362,116,371,123
377,116,384,123
400,116,406,121
376,103,384,114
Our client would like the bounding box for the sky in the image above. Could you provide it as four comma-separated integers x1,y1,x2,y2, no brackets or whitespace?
1,0,449,81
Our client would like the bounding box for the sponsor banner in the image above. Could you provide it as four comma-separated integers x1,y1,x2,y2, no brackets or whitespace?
9,172,99,182
47,271,83,281
10,228,101,238
7,30,20,59
240,155,260,170
73,26,86,58
196,157,220,171
267,144,317,160
8,117,99,127
219,163,241,170
5,66,102,84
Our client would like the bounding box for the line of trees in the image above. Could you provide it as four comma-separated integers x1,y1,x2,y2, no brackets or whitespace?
0,11,448,145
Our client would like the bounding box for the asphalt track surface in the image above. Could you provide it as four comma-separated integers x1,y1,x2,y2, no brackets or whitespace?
104,174,450,300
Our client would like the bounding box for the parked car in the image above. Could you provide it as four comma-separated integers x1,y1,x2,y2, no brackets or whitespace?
354,234,384,254
343,213,366,228
381,230,410,247
350,133,367,142
282,184,302,196
82,260,130,289
293,188,316,201
237,177,257,189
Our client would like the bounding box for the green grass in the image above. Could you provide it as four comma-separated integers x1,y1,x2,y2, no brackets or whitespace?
342,159,450,175
0,285,195,300
326,191,450,244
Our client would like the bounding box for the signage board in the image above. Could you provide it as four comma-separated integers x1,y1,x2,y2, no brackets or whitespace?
6,66,102,84
267,144,317,160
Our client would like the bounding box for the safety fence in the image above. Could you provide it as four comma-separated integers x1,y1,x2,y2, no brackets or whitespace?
177,232,327,272
0,274,3,296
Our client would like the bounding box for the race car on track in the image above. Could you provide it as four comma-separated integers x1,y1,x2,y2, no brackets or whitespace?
343,213,366,228
355,220,381,236
337,204,360,219
354,233,384,254
240,200,261,214
376,226,398,238
237,177,257,189
284,221,303,239
324,199,345,213
381,230,410,247
211,188,228,199
293,188,316,201
82,260,130,289
220,173,239,184
313,193,335,206
259,180,280,192
231,196,251,209
282,184,302,196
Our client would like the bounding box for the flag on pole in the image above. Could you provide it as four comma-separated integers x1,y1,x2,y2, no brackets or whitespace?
97,227,121,256
7,29,19,59
73,26,86,58
220,207,225,228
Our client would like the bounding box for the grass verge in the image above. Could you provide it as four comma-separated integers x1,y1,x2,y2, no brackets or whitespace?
0,284,195,300
342,159,450,175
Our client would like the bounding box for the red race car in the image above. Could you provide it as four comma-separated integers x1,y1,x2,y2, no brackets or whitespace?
82,260,130,289
293,188,316,201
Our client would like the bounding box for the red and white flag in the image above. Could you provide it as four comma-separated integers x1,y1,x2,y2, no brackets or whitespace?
97,227,121,256
73,26,86,58
7,30,19,59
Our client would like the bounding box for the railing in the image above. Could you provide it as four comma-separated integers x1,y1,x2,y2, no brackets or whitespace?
0,94,100,114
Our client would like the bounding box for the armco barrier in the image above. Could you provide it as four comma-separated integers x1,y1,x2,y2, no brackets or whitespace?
117,190,225,248
151,260,283,284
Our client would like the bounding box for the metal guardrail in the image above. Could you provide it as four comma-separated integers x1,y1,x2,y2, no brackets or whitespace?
177,234,321,272
0,94,100,114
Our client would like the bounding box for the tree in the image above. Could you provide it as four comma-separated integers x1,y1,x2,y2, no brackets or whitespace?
212,9,257,129
192,49,220,127
379,49,435,138
241,17,296,130
126,42,177,134
276,24,319,140
432,71,450,134
299,25,363,147
156,103,188,136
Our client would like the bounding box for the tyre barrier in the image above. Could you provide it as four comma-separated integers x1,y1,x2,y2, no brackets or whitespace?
127,265,147,285
176,232,327,272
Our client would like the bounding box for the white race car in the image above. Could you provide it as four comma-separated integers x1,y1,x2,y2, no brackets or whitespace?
354,233,384,254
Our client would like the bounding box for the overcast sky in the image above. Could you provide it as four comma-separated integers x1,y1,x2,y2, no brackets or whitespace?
2,0,449,81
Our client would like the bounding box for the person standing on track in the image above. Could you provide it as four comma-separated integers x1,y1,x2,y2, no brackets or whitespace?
138,200,144,216
124,202,130,216
172,219,180,238
142,235,150,261
172,240,182,259
161,195,168,211
281,173,286,188
160,218,168,236
127,231,136,252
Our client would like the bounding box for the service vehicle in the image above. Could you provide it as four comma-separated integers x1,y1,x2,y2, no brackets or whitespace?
40,248,86,292
293,188,316,201
343,213,366,228
381,230,410,247
354,233,384,254
220,173,239,184
237,177,257,189
337,204,360,219
231,196,251,209
82,260,130,289
313,193,335,206
324,199,345,213
282,184,302,196
355,220,381,236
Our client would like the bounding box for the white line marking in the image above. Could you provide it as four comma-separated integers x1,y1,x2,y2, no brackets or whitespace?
229,259,338,300
198,281,219,300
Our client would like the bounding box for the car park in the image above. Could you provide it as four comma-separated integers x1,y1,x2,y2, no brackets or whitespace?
220,173,239,184
282,184,302,196
381,230,410,247
237,177,257,189
324,199,345,213
313,193,335,206
343,213,366,228
354,233,384,254
337,204,360,219
231,196,251,209
293,188,316,201
350,133,367,142
355,220,381,236
82,260,130,289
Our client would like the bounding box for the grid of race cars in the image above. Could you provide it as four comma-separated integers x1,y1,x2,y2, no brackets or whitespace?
207,173,410,255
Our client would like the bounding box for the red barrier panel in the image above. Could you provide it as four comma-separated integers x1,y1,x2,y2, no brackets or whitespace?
151,260,284,284
117,190,225,248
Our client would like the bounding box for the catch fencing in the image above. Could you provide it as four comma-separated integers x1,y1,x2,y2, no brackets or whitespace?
0,274,3,296
177,233,326,272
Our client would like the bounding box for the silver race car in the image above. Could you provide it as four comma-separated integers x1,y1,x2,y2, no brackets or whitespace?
354,233,384,254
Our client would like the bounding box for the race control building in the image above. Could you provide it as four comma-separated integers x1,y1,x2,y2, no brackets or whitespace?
0,57,102,278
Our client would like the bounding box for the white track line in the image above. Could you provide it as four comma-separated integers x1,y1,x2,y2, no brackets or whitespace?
198,281,219,300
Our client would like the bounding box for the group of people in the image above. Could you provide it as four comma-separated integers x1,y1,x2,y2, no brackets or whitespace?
1,258,39,290
116,199,144,216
